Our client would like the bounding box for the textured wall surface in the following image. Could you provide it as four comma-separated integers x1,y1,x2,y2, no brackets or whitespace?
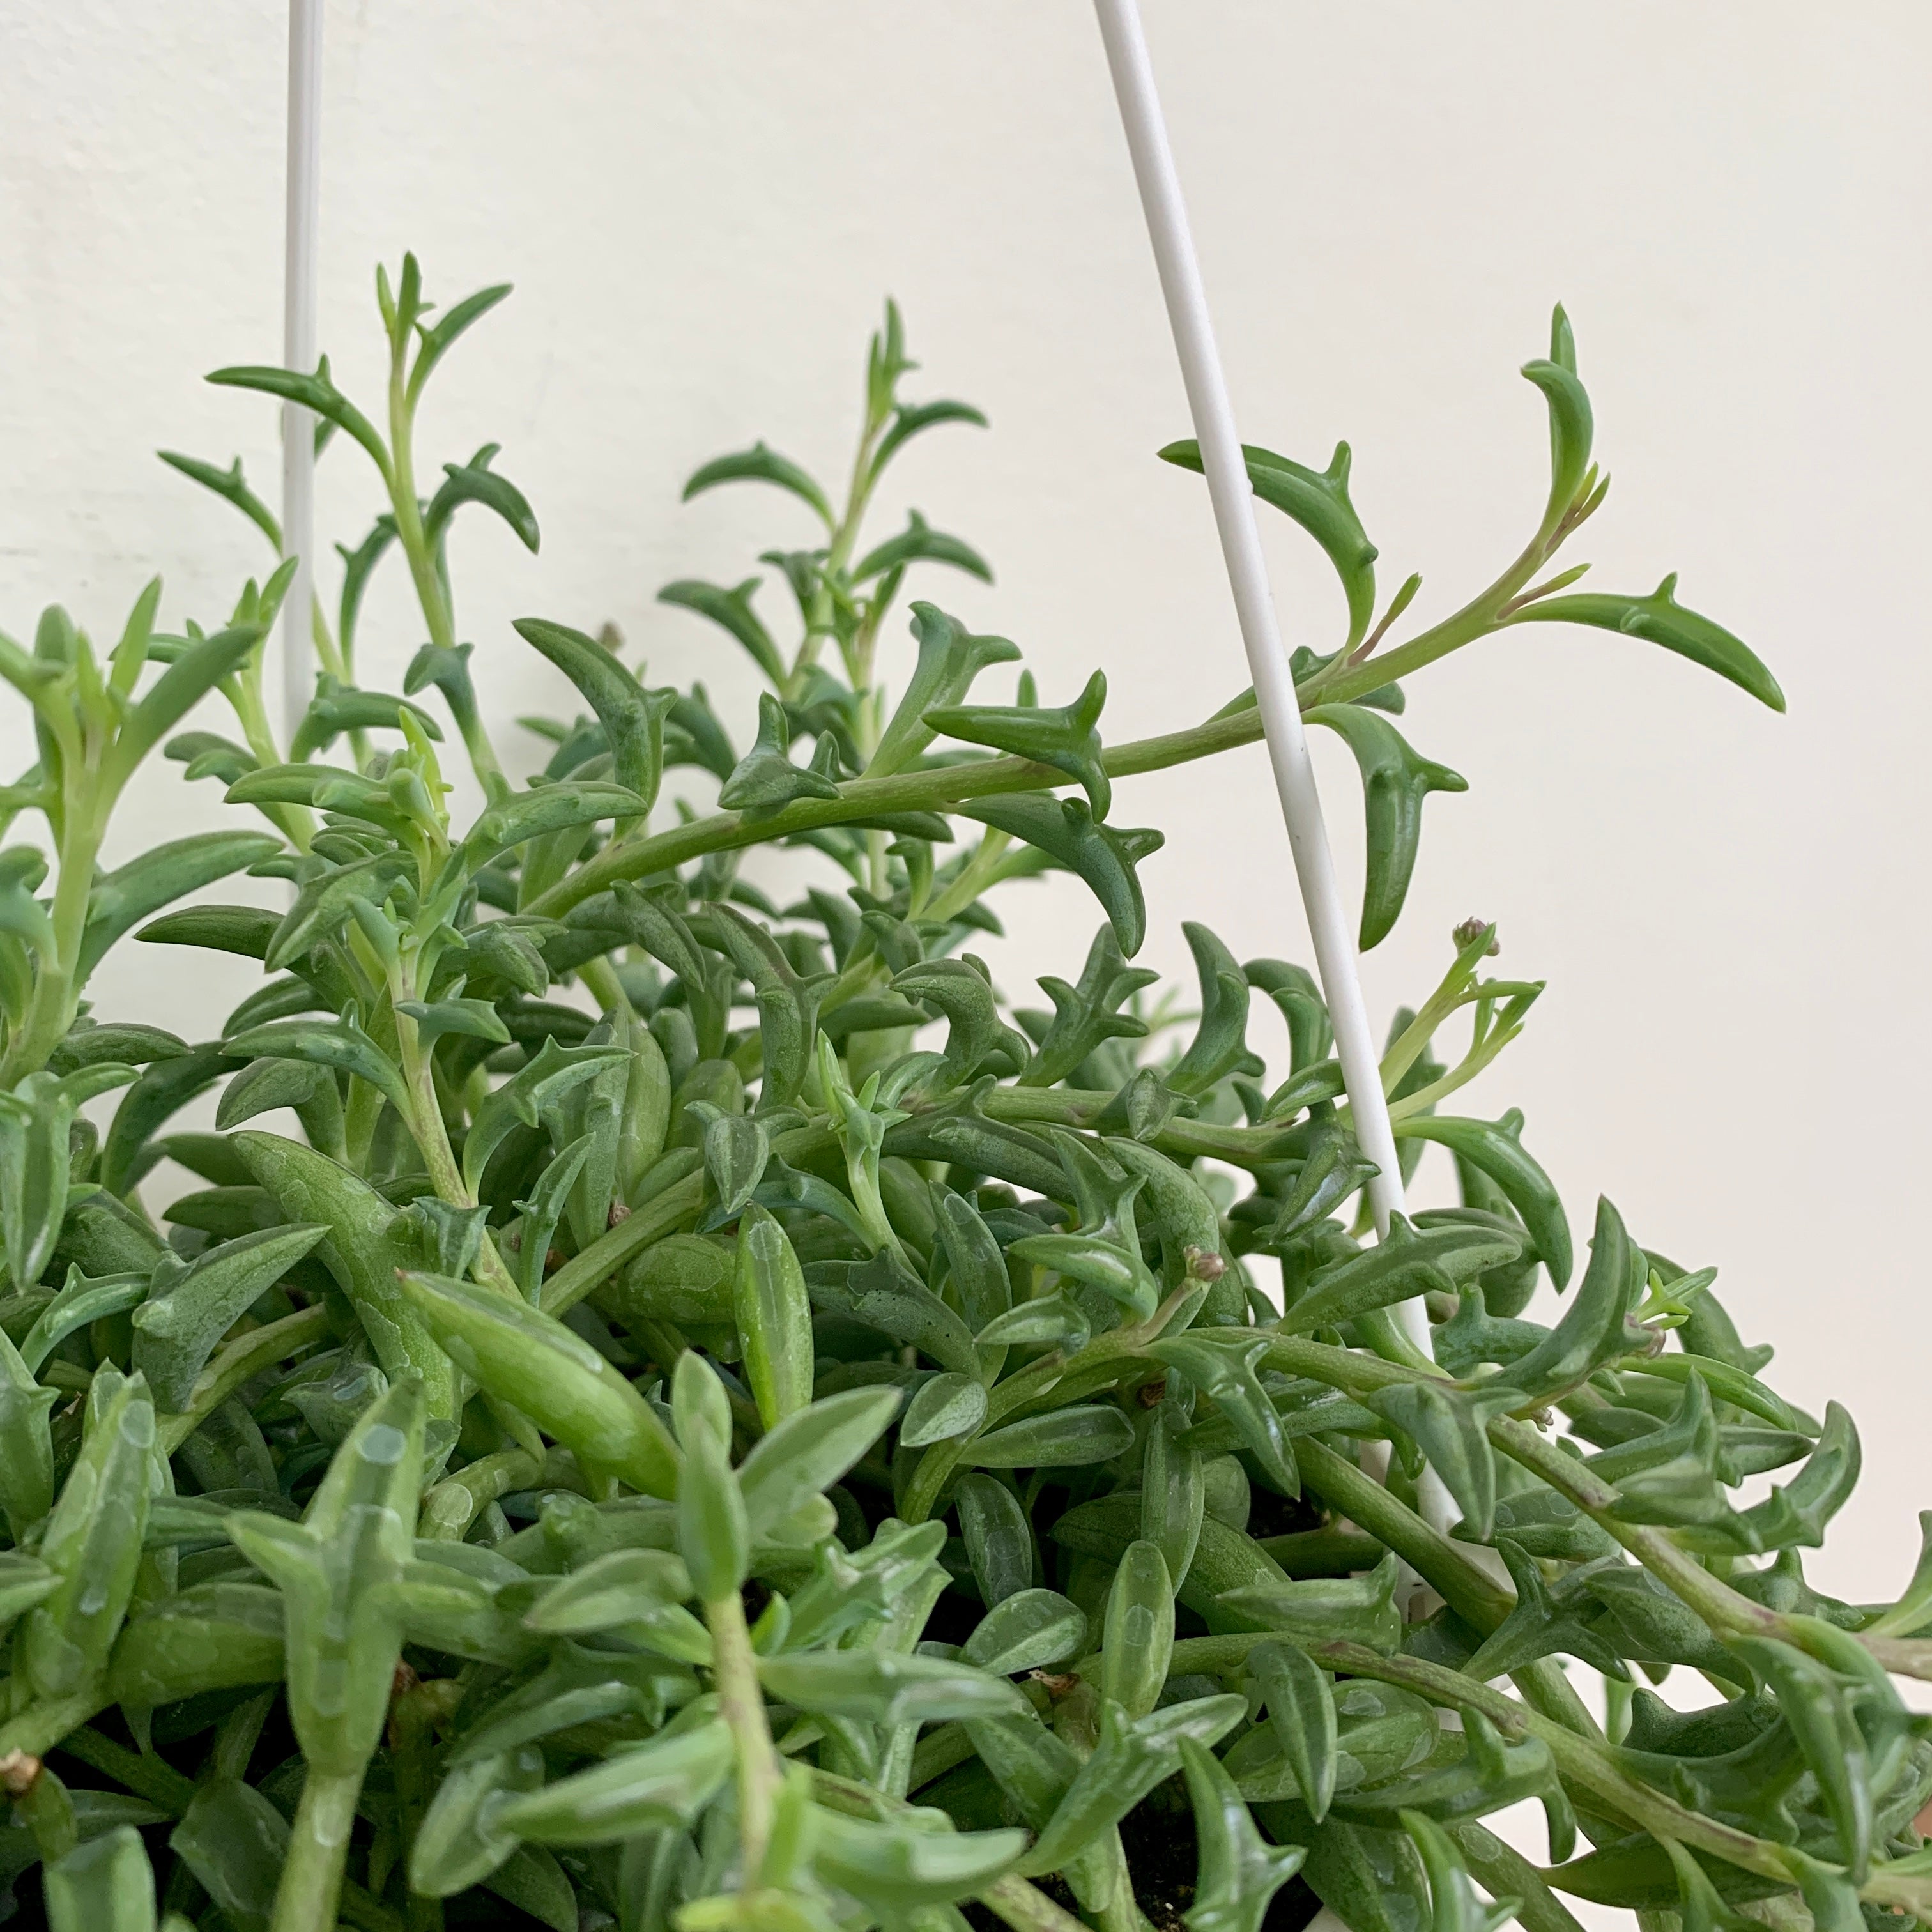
0,4,1926,1639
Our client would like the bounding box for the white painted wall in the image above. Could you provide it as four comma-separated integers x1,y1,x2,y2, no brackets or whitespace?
1,2,1926,1631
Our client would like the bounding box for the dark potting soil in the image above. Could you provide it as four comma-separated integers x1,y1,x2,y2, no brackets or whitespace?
1241,1481,1326,1544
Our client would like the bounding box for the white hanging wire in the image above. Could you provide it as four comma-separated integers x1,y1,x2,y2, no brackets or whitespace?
1090,37,1471,1932
280,0,323,747
1089,0,1510,1661
1089,0,1428,1335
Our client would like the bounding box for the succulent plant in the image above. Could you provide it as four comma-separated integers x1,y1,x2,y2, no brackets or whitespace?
2,258,1924,1932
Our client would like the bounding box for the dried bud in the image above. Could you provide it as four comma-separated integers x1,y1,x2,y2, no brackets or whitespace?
388,1660,426,1752
1029,1671,1081,1703
608,1202,631,1227
545,1248,566,1274
1135,1374,1169,1409
1452,917,1501,956
0,1752,41,1799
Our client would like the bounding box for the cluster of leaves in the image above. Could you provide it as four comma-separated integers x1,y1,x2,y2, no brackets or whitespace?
3,259,1926,1932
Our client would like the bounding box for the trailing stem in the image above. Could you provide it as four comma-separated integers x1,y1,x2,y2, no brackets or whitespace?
272,1765,367,1932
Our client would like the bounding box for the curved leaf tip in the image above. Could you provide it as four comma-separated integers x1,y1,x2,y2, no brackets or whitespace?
1508,572,1785,714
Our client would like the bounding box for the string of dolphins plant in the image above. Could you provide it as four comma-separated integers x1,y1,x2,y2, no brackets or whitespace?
1,257,1928,1932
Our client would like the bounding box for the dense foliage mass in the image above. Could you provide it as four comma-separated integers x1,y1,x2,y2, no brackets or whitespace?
1,261,1926,1932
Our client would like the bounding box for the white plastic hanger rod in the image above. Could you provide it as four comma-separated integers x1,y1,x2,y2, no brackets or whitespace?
1090,4,1476,1676
280,0,323,746
1090,0,1414,1255
1090,19,1461,1893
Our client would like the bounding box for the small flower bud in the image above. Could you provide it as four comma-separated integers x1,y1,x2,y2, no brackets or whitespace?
0,1752,41,1798
608,1202,631,1227
1184,1245,1227,1284
1452,917,1501,956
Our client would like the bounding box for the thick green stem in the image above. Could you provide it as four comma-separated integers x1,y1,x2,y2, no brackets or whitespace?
1488,1416,1789,1643
59,1724,197,1813
540,1167,710,1316
578,954,630,1018
923,827,1013,926
544,1120,882,1318
418,1447,540,1542
343,1076,385,1176
794,414,882,695
310,589,349,685
976,1875,1094,1932
1383,1032,1522,1123
1296,1436,1515,1631
1303,1642,1928,1915
381,348,512,802
390,1690,443,1932
811,1768,1091,1932
226,662,316,848
1307,519,1559,709
527,698,1269,921
1255,1330,1800,1645
387,366,454,657
2,801,103,1082
395,1012,521,1300
0,1690,109,1760
1318,1644,1784,1867
707,1587,781,1884
159,1305,331,1453
272,1764,365,1932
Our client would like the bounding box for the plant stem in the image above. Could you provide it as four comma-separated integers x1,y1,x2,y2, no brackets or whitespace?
540,1165,713,1317
794,408,883,696
159,1306,331,1454
272,1764,365,1932
310,590,348,685
706,1586,781,1884
1307,521,1558,710
1295,1436,1515,1631
1311,1644,1930,1916
526,694,1271,922
394,1011,521,1300
418,1446,540,1542
1383,1027,1526,1122
224,657,318,847
538,1095,1307,1323
387,364,454,659
0,1691,108,1760
1,797,103,1083
923,827,1013,926
58,1724,197,1813
809,1767,1092,1932
1257,1328,1798,1646
974,1873,1095,1932
388,1689,443,1932
1488,1416,1789,1643
578,954,629,1018
342,1075,385,1174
